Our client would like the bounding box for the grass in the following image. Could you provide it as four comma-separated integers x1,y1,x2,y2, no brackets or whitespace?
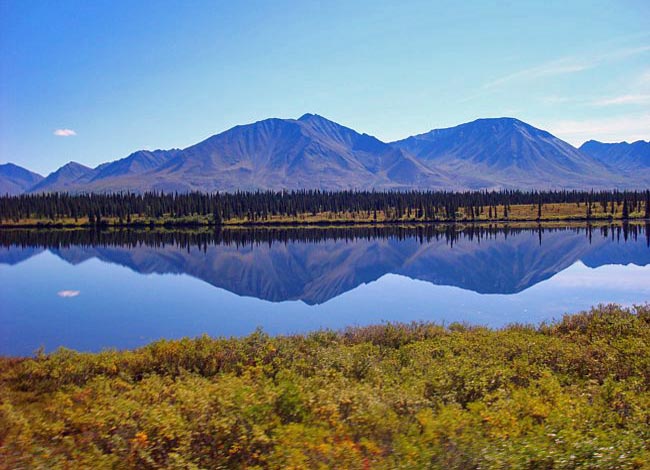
1,202,649,228
1,304,649,469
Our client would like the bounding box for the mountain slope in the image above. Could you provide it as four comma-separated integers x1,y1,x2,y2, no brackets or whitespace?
29,162,96,193
0,163,43,195
580,140,650,172
391,117,627,189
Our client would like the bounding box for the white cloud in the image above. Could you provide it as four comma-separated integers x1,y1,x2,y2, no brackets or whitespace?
57,290,80,298
53,129,77,137
541,113,650,146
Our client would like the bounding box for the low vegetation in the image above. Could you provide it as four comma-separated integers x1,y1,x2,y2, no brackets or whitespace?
1,304,649,469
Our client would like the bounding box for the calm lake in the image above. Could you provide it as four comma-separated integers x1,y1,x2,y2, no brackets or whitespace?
1,223,649,356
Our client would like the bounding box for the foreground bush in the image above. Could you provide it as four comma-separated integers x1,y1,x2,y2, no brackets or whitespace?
1,304,649,469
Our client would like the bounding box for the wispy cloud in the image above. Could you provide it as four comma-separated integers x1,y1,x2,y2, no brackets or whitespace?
590,68,650,106
605,44,650,61
481,44,650,91
57,290,80,298
592,94,650,106
483,59,589,90
540,69,650,107
53,129,77,137
542,113,650,146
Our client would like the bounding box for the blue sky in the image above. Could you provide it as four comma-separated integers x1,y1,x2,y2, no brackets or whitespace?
1,0,649,175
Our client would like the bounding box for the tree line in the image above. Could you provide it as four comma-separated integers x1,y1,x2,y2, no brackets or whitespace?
1,189,649,224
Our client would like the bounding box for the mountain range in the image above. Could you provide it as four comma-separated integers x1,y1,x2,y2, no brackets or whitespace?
2,115,649,194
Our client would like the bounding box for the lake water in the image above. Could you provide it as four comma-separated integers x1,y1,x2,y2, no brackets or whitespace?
1,223,650,356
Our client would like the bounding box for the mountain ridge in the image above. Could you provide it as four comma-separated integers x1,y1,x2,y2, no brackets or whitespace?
579,139,650,173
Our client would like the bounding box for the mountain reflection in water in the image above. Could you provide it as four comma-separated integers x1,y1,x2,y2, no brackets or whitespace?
1,223,649,355
3,224,649,304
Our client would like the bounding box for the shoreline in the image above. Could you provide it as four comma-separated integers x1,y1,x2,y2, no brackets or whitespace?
2,215,649,229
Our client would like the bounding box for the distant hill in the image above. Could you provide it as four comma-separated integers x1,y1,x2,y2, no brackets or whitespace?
391,118,624,189
4,115,649,194
580,140,650,172
0,163,43,196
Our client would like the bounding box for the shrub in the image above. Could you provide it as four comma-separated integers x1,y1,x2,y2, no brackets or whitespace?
1,304,648,469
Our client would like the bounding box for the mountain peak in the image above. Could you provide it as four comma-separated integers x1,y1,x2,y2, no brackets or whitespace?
297,113,345,128
298,113,324,121
0,162,42,178
474,116,522,123
61,161,90,169
1,162,24,171
466,117,539,131
28,161,95,193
